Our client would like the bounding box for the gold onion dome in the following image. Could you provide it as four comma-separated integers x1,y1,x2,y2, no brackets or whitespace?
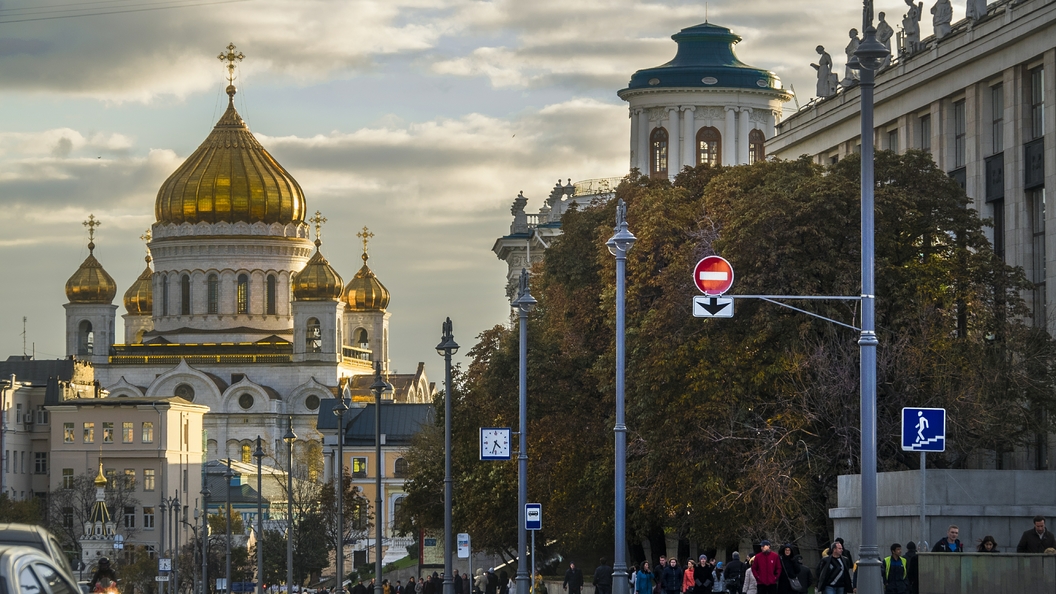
66,241,118,304
154,85,307,225
293,240,344,301
344,252,390,311
123,256,154,315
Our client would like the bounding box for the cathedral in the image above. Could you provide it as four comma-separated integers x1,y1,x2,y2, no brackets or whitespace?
61,47,431,467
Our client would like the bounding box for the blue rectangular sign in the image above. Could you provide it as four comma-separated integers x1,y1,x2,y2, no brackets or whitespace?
901,407,946,452
525,503,542,531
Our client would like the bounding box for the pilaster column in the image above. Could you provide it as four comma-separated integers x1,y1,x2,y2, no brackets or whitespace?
724,107,737,166
739,107,753,165
638,110,650,174
630,108,640,173
667,107,680,178
682,106,696,169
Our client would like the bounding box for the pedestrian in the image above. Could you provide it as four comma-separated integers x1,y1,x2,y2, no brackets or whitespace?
635,562,655,594
499,571,510,594
653,556,667,594
977,535,999,552
353,580,368,594
486,569,499,594
882,544,909,594
741,558,758,594
593,557,613,594
396,580,405,594
776,545,801,594
816,542,852,594
1017,515,1056,553
711,562,726,593
661,557,682,594
903,542,918,594
564,562,584,594
750,541,780,594
681,560,695,594
455,570,464,594
474,569,487,594
724,552,744,594
931,525,963,552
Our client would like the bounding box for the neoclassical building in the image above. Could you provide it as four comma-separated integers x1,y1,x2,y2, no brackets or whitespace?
62,59,431,469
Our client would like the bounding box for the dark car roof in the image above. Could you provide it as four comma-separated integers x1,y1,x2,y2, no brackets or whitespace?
0,524,45,550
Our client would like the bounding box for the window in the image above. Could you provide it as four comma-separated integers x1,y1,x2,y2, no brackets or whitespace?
62,507,73,529
696,126,722,166
34,452,46,474
124,469,136,490
1032,189,1047,327
122,422,134,443
181,275,191,315
351,457,368,478
78,320,93,355
237,274,249,314
207,274,219,314
749,129,765,164
241,444,252,464
393,496,405,528
83,422,94,443
102,422,113,443
63,423,74,443
919,114,932,151
238,393,254,410
887,129,899,152
1031,67,1045,140
953,100,966,168
393,457,408,478
35,407,48,425
104,468,116,489
143,507,155,529
992,200,1005,261
124,506,136,529
991,84,1004,154
62,468,74,489
142,422,153,443
162,276,169,316
144,468,155,491
649,127,669,178
266,275,277,315
16,404,21,426
356,328,369,348
174,383,195,402
306,318,322,353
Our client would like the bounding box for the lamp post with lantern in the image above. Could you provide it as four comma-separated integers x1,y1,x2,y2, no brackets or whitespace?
436,318,459,594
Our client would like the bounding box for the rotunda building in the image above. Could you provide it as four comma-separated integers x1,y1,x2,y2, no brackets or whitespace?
618,22,794,178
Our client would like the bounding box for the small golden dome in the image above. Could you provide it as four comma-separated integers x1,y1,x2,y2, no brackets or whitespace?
344,252,390,311
94,463,107,487
66,241,117,304
154,85,307,226
123,257,153,315
293,240,344,301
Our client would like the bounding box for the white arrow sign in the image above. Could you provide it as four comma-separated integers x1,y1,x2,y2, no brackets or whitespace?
692,296,734,318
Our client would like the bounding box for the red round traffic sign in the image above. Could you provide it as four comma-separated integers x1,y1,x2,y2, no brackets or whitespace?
693,256,734,295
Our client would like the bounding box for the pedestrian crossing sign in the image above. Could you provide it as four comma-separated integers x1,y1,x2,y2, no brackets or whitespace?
901,407,946,452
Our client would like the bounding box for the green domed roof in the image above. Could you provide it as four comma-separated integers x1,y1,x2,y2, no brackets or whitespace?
621,23,790,96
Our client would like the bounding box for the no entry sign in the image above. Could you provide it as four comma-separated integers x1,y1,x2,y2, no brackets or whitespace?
693,256,734,295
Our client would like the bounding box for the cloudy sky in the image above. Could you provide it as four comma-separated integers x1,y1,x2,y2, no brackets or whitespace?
0,0,964,374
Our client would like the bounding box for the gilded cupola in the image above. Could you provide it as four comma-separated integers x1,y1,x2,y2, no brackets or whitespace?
293,212,344,301
124,256,154,315
344,226,390,311
66,215,118,304
154,44,306,226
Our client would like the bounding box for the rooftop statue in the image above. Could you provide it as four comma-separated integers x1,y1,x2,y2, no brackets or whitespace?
811,45,838,98
967,0,987,21
932,0,953,39
902,0,923,55
877,12,895,69
843,29,861,86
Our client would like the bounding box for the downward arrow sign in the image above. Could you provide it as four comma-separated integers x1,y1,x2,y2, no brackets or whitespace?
701,297,730,315
692,296,734,318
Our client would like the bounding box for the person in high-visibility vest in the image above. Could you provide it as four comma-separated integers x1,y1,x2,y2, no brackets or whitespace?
882,544,909,594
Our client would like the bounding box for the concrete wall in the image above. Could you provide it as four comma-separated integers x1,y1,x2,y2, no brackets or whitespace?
830,469,1056,553
918,552,1056,593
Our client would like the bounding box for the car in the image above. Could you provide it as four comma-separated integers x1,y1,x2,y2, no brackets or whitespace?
0,524,75,578
0,544,81,594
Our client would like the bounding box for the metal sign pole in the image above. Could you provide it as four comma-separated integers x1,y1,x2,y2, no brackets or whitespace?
920,451,926,550
530,531,535,593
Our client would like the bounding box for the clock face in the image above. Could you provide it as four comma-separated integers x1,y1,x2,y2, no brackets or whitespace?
480,428,511,460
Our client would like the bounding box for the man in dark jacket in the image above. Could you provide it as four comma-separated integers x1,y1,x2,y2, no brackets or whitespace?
903,542,918,594
816,542,852,594
486,570,498,594
660,558,681,594
1017,516,1056,553
593,558,613,594
724,552,744,594
352,580,368,594
564,562,584,594
931,525,962,552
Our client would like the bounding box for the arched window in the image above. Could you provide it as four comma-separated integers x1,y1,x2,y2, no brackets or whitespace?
180,275,191,315
393,457,408,478
241,444,252,464
207,274,219,314
162,277,169,316
237,274,249,314
307,318,322,353
78,321,94,355
266,275,277,315
392,496,405,528
749,129,766,164
650,127,669,178
697,126,722,166
356,328,369,349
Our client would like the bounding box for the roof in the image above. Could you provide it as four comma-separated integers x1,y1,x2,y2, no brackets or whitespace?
316,401,433,446
0,357,85,386
204,473,270,507
48,396,206,410
620,22,790,97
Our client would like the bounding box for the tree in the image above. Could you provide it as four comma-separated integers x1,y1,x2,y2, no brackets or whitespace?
269,438,329,586
47,470,140,560
319,472,372,567
256,529,288,588
0,493,42,524
208,508,245,535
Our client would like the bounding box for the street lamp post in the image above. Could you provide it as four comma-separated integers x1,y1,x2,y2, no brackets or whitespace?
370,361,393,594
436,318,459,594
188,501,201,594
170,494,181,593
284,418,298,593
335,386,351,593
512,270,536,594
606,200,635,594
225,459,234,594
853,9,889,594
201,485,210,594
254,437,265,594
160,497,168,594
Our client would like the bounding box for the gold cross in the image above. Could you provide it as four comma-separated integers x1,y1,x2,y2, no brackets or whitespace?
308,211,327,242
140,229,152,260
357,226,374,255
83,214,101,242
217,43,245,86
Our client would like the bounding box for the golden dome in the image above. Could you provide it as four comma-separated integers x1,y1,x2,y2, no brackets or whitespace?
154,85,307,226
293,240,344,301
344,252,390,311
66,241,117,304
123,257,153,315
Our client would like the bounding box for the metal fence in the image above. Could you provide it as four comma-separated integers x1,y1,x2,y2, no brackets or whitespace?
918,552,1056,593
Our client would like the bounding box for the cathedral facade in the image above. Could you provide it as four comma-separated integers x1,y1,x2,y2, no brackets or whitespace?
62,68,430,468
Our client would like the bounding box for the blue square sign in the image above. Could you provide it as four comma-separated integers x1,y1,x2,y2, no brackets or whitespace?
902,407,946,452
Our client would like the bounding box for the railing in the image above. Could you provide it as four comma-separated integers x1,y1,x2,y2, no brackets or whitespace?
573,177,623,197
525,213,541,226
342,345,372,361
110,354,292,365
